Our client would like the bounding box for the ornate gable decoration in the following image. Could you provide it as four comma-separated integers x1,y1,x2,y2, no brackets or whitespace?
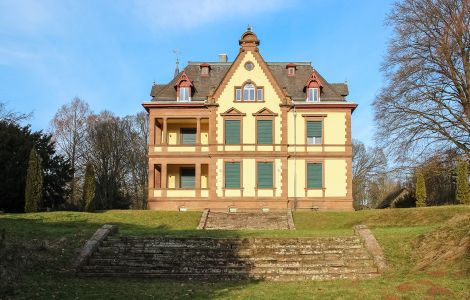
252,107,278,116
210,29,287,104
174,71,193,88
305,70,324,89
220,107,246,116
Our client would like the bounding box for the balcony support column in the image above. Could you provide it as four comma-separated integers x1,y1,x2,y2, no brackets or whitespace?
162,118,168,145
195,163,201,197
161,163,167,197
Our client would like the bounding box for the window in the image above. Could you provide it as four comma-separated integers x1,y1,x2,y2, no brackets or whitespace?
235,88,242,101
257,88,263,101
257,162,273,188
225,162,241,188
256,120,273,144
288,67,295,76
306,121,322,144
244,62,254,71
307,163,322,189
201,67,209,76
179,87,190,101
180,128,196,145
244,84,255,101
180,167,195,188
307,88,319,102
224,120,241,144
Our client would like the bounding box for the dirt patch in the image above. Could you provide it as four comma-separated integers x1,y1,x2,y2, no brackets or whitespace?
415,279,435,286
383,294,402,300
413,214,470,271
426,286,453,297
396,282,416,292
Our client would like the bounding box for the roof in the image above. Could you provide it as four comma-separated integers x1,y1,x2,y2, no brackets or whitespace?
150,61,349,102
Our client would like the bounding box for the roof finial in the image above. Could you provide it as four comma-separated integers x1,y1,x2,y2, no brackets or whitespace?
247,24,252,32
172,48,181,78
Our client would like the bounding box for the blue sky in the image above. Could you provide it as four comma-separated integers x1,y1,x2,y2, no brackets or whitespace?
0,0,393,145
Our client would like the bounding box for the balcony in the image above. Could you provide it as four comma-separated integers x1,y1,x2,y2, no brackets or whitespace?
150,118,210,153
150,163,209,198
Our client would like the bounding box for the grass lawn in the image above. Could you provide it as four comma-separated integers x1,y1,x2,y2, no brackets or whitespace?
1,206,469,299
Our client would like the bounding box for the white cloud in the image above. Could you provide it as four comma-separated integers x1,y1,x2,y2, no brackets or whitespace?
130,0,292,30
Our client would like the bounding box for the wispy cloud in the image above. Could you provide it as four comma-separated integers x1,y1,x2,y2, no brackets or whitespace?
129,0,292,30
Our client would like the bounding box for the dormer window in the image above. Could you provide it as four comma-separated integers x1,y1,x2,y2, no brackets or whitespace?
287,63,297,77
305,71,323,102
180,87,190,101
174,71,193,102
307,88,319,102
200,63,210,77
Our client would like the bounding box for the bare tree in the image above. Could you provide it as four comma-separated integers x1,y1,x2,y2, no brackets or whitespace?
0,102,31,124
122,112,148,209
374,0,470,162
86,111,130,209
50,97,91,208
352,140,389,209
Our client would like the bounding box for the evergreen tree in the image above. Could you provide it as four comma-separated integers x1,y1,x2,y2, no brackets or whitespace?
456,159,470,205
24,148,43,212
83,163,96,212
415,171,427,207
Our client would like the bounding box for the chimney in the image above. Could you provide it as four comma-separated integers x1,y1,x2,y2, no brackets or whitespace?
218,53,228,63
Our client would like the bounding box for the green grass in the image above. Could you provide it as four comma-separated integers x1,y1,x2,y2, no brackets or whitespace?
1,206,469,299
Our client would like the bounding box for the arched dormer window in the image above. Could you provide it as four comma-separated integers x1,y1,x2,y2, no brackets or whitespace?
174,71,193,102
235,81,264,102
305,71,323,102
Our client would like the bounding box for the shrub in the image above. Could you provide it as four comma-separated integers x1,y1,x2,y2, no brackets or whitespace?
415,171,427,207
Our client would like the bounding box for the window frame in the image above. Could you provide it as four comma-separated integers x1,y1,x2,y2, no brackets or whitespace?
224,118,242,145
302,115,326,146
234,82,265,102
180,128,197,145
306,120,323,145
256,119,274,145
179,167,196,189
179,87,190,102
256,161,274,189
307,87,319,102
305,161,324,190
224,161,242,189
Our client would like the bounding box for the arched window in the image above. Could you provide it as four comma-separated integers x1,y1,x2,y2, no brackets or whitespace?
243,84,255,101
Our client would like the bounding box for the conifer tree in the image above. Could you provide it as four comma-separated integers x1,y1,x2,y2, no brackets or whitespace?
83,163,96,212
456,159,470,205
415,171,427,207
24,148,43,212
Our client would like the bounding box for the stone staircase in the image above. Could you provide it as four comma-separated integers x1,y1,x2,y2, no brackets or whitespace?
78,235,380,281
201,210,294,230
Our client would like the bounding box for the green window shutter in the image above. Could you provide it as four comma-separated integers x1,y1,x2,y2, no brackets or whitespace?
181,128,196,144
307,121,322,138
257,162,273,188
225,162,241,188
225,120,240,144
257,120,273,144
307,163,322,189
180,168,195,188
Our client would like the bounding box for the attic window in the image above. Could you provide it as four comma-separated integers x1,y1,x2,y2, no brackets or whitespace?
179,87,190,101
287,64,296,76
201,66,209,76
288,67,295,76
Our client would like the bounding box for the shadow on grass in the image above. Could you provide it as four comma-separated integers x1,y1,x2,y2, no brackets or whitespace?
0,212,265,299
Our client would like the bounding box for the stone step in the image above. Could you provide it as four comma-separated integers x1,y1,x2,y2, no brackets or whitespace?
88,257,375,268
78,271,379,281
104,237,362,244
95,247,369,256
80,265,378,276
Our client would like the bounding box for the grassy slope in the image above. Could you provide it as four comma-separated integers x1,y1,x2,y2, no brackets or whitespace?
1,206,469,299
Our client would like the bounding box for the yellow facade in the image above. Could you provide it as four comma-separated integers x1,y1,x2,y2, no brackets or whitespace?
145,29,356,211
